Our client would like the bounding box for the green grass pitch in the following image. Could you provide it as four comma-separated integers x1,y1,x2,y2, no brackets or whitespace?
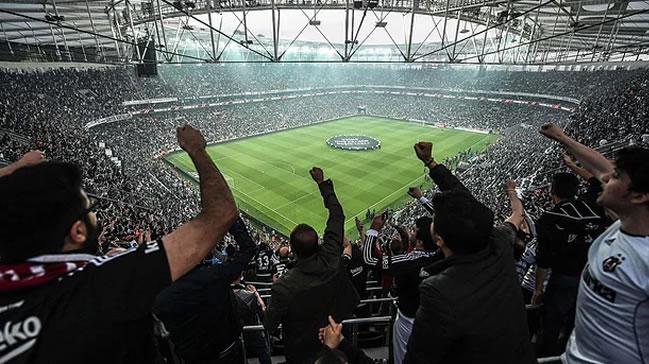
165,116,497,237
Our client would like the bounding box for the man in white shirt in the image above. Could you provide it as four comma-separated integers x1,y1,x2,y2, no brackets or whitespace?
539,123,649,364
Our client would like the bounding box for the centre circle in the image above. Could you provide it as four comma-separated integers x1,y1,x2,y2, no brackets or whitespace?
326,135,381,151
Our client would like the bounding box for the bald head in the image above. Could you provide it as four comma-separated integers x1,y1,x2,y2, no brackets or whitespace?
278,246,290,257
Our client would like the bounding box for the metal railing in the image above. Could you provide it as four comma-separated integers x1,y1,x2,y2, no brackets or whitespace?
244,282,548,364
242,315,394,363
538,356,562,363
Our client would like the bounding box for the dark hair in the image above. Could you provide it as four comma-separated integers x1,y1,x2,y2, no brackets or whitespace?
615,147,649,194
551,172,580,200
314,348,348,364
432,190,494,255
0,162,84,262
225,244,237,261
289,224,318,258
414,216,435,250
390,238,404,255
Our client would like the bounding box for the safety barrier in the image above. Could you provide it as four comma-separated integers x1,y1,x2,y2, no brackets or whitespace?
242,316,394,363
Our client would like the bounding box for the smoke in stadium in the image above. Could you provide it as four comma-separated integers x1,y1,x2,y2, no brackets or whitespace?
1,1,648,363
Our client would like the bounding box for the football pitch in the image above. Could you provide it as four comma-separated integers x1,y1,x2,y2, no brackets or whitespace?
165,116,497,237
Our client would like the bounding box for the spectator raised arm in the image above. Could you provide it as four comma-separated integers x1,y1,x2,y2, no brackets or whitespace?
562,153,594,181
504,179,525,228
414,142,470,193
311,167,345,259
161,125,238,281
0,150,45,177
207,217,257,282
540,122,614,183
408,186,434,215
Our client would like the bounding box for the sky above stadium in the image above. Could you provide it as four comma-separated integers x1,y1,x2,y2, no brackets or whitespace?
188,10,486,46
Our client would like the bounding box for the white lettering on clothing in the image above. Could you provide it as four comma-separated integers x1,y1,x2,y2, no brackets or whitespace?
0,316,41,363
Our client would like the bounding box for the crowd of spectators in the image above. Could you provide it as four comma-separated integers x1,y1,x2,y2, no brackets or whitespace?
1,64,648,363
2,63,647,252
134,64,644,100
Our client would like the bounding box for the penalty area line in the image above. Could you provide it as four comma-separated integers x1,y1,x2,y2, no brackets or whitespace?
344,173,427,225
274,190,319,211
231,186,299,228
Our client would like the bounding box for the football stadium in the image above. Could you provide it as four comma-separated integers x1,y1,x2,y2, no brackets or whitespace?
166,116,497,236
1,0,649,363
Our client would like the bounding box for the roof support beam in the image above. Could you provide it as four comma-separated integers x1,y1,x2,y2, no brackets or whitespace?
458,6,649,63
84,0,103,61
451,9,462,61
558,0,582,62
43,3,62,60
480,5,493,63
406,0,417,61
1,22,14,56
155,0,170,61
543,0,562,63
125,0,142,62
589,0,612,61
270,0,279,61
51,0,73,60
206,1,217,61
415,0,554,61
0,7,212,62
158,0,272,60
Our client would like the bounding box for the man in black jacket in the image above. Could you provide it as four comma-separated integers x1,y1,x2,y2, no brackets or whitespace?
264,167,359,364
404,142,534,364
532,172,605,356
153,217,257,363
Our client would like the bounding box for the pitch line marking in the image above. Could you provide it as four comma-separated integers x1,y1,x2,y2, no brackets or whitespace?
275,190,319,211
231,185,299,228
173,159,288,226
222,169,266,192
343,134,492,225
344,173,427,226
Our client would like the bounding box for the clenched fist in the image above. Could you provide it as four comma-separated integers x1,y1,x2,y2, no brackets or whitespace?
18,150,46,167
176,124,206,154
504,179,517,191
309,167,325,184
539,122,566,142
414,142,434,164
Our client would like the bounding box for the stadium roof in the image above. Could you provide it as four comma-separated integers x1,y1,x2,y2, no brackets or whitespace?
1,0,648,64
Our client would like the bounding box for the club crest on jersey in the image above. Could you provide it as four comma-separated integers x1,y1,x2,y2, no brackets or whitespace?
602,254,624,273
